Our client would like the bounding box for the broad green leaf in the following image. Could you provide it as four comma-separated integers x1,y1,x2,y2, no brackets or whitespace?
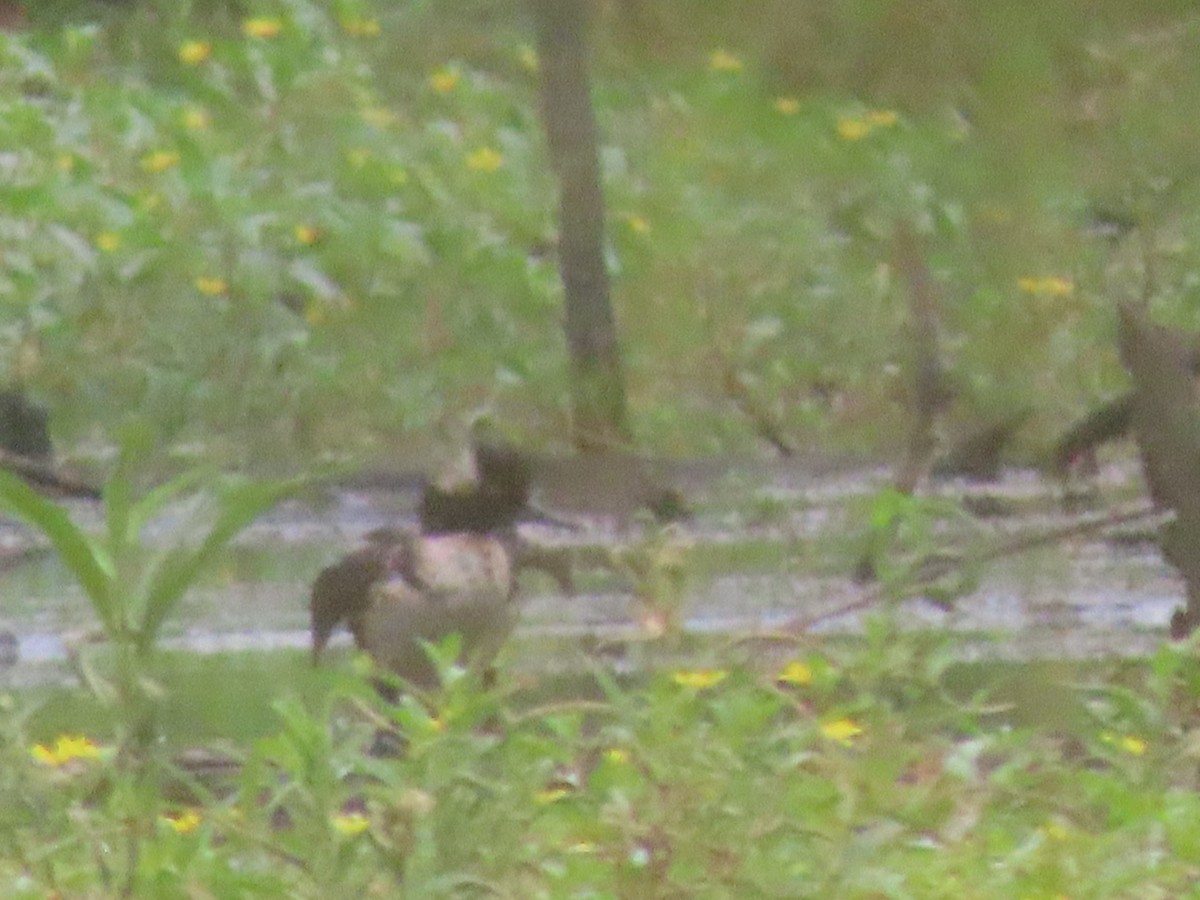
126,465,215,540
0,470,114,631
102,422,155,553
136,477,306,649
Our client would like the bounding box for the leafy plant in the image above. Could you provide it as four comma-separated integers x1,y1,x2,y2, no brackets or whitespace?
0,426,303,752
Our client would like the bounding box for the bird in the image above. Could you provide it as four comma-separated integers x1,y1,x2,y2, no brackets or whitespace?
1115,302,1200,638
309,435,560,689
0,388,99,499
932,408,1032,483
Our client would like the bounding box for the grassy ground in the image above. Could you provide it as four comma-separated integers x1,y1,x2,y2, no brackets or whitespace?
8,630,1200,896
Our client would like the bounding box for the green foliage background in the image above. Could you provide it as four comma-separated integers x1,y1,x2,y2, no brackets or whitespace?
4,0,1200,469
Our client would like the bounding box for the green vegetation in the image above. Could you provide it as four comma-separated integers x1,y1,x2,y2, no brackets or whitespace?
6,0,1200,467
7,625,1200,896
0,426,299,751
1,1,1199,895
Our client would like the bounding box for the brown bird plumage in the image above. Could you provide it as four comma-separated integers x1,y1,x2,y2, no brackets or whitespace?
309,438,535,688
1116,302,1200,638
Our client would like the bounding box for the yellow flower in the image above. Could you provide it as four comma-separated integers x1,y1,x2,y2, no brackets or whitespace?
518,45,538,73
160,809,202,834
30,734,103,767
141,150,180,173
242,17,283,39
1043,819,1071,841
294,224,320,246
180,106,210,131
331,812,370,836
708,49,743,73
341,17,380,37
773,97,801,115
625,214,651,235
95,231,121,252
55,154,74,173
429,66,461,94
360,106,394,128
1120,735,1147,756
672,669,728,690
777,660,813,685
535,786,571,805
177,40,211,65
866,109,899,127
1017,276,1074,297
604,748,630,765
195,276,228,296
820,718,863,746
836,118,871,141
465,146,503,173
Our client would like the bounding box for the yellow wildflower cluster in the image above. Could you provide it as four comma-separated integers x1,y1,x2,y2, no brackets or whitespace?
820,718,863,746
160,809,202,834
141,150,180,173
195,276,228,296
518,46,538,73
836,109,899,142
294,224,320,246
671,669,728,690
1017,276,1074,297
429,66,461,94
332,812,370,836
95,231,121,253
465,146,503,173
777,660,813,685
1101,732,1148,756
535,786,572,805
178,40,211,65
624,213,651,235
347,148,373,168
242,18,283,39
708,49,743,73
360,106,395,128
30,734,103,767
180,106,210,131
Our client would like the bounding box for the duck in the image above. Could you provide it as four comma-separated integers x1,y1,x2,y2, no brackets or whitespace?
1116,302,1200,638
309,436,562,688
0,388,100,499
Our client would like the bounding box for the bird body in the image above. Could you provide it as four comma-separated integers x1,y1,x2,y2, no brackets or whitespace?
1116,302,1200,637
359,533,515,687
309,434,536,687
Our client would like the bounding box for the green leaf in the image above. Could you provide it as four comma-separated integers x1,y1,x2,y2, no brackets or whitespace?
0,469,115,631
135,477,306,651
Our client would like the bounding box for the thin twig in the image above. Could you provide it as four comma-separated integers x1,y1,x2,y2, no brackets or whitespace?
787,502,1163,634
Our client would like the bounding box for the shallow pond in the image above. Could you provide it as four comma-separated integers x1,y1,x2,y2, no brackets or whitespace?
0,454,1180,691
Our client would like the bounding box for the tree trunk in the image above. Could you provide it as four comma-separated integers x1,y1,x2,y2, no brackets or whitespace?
532,0,629,451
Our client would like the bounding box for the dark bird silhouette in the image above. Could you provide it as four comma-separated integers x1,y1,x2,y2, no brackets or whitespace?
1116,303,1200,638
1054,329,1200,478
310,436,563,688
933,409,1032,482
1052,393,1134,477
0,389,99,499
